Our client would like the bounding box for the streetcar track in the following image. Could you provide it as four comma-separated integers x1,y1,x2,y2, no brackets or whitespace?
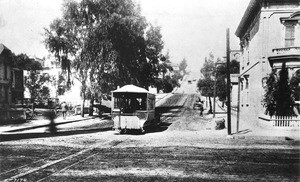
4,137,132,182
36,151,99,182
3,147,94,182
0,151,79,180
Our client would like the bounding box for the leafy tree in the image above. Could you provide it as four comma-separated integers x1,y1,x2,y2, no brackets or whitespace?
44,0,167,116
215,59,240,101
276,63,294,116
24,71,51,104
290,70,300,115
263,63,295,116
12,53,42,70
179,58,188,74
290,70,300,102
11,53,50,106
158,51,173,79
197,54,215,113
262,69,277,116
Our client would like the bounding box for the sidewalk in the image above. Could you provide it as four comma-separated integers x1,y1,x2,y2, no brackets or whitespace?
209,100,300,141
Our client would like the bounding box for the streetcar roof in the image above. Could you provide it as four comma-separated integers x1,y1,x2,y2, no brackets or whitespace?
112,85,149,94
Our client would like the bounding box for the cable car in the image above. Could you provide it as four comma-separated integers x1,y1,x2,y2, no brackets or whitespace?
111,85,159,134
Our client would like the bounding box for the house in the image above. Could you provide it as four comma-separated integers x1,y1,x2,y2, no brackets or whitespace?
235,0,300,129
0,43,25,121
0,44,13,110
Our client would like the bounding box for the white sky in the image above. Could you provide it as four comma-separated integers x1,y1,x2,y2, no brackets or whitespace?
0,0,250,71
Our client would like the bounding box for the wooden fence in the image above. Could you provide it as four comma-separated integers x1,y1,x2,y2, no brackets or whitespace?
270,116,300,128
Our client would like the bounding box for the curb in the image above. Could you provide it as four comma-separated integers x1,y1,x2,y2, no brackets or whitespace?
229,134,300,141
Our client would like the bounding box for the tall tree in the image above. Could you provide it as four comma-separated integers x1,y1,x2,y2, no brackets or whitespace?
197,54,215,113
215,59,240,101
276,63,294,116
179,58,188,74
44,0,166,116
262,69,278,116
263,63,295,116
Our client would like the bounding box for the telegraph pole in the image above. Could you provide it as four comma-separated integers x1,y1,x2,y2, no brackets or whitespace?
226,28,231,135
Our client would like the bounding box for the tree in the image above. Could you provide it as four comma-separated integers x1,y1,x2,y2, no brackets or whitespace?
290,70,300,103
12,53,42,70
275,63,294,116
44,0,167,116
290,70,300,115
215,59,240,101
11,53,50,105
197,54,215,113
263,63,295,116
179,58,188,74
24,71,51,103
262,69,277,116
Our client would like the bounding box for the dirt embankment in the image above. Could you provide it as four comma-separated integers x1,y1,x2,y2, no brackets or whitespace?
157,94,212,131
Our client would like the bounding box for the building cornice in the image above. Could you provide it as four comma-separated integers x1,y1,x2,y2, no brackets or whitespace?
235,0,260,39
235,0,300,39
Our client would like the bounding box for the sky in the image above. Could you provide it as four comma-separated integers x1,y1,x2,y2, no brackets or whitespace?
0,0,251,71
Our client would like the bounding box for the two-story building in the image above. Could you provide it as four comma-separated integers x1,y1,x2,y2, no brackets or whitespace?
0,43,25,122
0,44,13,111
235,0,300,129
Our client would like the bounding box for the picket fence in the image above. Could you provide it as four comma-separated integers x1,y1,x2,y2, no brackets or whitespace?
270,116,300,128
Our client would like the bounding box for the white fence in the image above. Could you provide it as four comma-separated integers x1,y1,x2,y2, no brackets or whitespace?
270,116,300,128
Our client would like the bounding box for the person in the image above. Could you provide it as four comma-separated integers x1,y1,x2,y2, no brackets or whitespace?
199,101,204,117
61,101,68,119
44,110,57,133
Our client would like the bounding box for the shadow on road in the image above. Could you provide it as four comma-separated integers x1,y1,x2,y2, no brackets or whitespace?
232,129,252,135
0,127,112,142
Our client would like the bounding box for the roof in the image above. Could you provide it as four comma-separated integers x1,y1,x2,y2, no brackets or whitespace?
112,85,149,93
235,0,260,38
0,43,10,55
0,43,13,64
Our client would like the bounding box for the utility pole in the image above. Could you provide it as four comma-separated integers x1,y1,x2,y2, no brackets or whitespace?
213,69,216,118
237,76,240,133
226,28,231,135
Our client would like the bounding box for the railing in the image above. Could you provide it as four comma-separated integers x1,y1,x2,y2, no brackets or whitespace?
270,116,300,128
272,47,300,55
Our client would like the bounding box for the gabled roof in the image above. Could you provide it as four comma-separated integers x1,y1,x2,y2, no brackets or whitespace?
112,84,149,93
0,43,13,64
0,43,11,55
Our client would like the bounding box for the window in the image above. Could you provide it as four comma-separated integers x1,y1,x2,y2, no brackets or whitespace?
246,92,249,107
4,62,7,80
285,24,295,47
0,85,3,103
4,86,8,103
244,75,249,89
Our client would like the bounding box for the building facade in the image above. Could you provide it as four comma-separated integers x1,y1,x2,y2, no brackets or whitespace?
0,44,25,121
235,0,300,126
0,44,13,110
